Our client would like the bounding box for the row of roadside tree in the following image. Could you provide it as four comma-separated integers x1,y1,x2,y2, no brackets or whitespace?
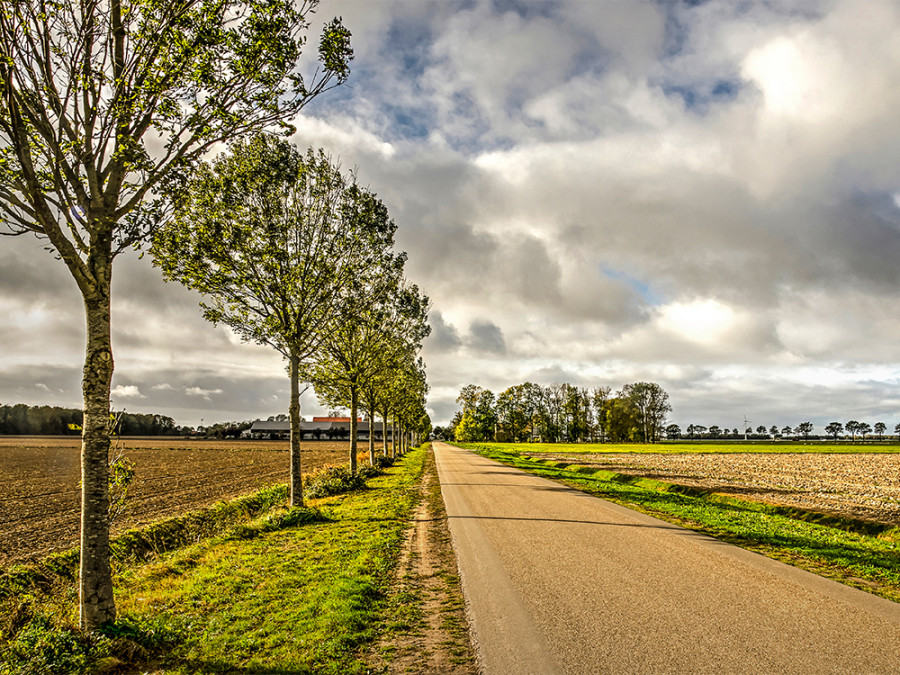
0,0,428,631
436,382,672,443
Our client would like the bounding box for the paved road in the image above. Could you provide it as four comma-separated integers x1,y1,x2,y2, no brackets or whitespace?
433,442,900,674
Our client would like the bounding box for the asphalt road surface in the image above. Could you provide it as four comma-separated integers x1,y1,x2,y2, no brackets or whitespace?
433,442,900,674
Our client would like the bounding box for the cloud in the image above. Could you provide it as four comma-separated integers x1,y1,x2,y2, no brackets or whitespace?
4,1,900,431
468,320,506,355
426,311,462,353
185,386,224,400
111,385,146,399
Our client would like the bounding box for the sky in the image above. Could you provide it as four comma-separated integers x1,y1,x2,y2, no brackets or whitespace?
4,0,900,432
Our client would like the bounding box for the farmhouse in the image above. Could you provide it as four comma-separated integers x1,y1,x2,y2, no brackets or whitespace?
249,416,391,441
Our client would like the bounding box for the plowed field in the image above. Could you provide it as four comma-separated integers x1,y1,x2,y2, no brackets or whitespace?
0,436,354,567
534,451,900,526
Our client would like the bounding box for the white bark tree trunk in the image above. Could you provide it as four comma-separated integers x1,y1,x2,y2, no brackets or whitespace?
289,352,303,507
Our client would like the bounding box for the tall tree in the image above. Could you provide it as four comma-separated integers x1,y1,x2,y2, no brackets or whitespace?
152,136,377,509
308,276,429,470
621,382,671,443
454,385,497,442
591,386,612,442
857,422,872,440
496,384,532,442
824,422,843,440
0,0,350,630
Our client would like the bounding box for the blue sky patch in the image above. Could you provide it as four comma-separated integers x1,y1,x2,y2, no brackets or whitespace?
602,267,664,306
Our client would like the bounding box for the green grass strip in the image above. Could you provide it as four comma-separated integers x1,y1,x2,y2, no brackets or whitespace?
0,484,291,601
113,448,424,674
470,446,900,604
459,441,900,454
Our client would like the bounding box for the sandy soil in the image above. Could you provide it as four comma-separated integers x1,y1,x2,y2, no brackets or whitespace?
368,446,477,674
0,437,353,567
532,451,900,526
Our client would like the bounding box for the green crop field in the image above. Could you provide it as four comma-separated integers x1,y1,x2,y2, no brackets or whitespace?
458,441,900,454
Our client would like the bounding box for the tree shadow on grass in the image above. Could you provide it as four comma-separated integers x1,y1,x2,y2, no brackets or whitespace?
564,475,900,578
153,657,318,674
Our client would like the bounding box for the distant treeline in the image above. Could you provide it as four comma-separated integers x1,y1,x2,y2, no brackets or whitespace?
0,404,186,436
437,381,672,444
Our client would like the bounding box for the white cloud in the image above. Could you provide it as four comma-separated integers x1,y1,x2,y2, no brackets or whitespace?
111,385,145,399
185,387,224,399
657,300,740,347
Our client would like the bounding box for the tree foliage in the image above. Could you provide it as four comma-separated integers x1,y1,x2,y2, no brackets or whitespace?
0,0,351,630
451,380,672,443
306,272,430,469
152,135,380,507
0,403,181,435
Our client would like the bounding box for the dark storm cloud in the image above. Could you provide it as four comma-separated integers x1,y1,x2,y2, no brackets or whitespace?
425,311,462,353
0,241,79,301
467,320,507,355
809,193,900,292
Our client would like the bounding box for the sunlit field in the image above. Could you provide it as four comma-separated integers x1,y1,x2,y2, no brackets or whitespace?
457,441,900,454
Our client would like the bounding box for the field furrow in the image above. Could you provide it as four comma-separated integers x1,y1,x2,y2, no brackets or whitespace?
1,437,353,567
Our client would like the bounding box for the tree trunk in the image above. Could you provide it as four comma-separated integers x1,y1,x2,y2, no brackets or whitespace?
367,409,375,465
349,384,358,474
289,352,303,507
381,407,389,456
80,290,116,631
392,419,398,458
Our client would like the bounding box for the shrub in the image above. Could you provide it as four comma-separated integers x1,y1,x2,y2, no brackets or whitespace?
357,465,382,480
304,466,367,499
373,455,395,469
0,614,105,675
227,507,329,540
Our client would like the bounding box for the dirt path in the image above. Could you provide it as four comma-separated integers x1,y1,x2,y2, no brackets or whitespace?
368,446,477,674
434,442,900,674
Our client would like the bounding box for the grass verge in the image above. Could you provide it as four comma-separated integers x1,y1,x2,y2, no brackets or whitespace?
1,448,426,674
459,441,900,454
468,445,900,604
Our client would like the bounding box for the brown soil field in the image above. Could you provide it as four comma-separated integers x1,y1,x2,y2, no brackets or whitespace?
537,451,900,526
0,436,357,567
